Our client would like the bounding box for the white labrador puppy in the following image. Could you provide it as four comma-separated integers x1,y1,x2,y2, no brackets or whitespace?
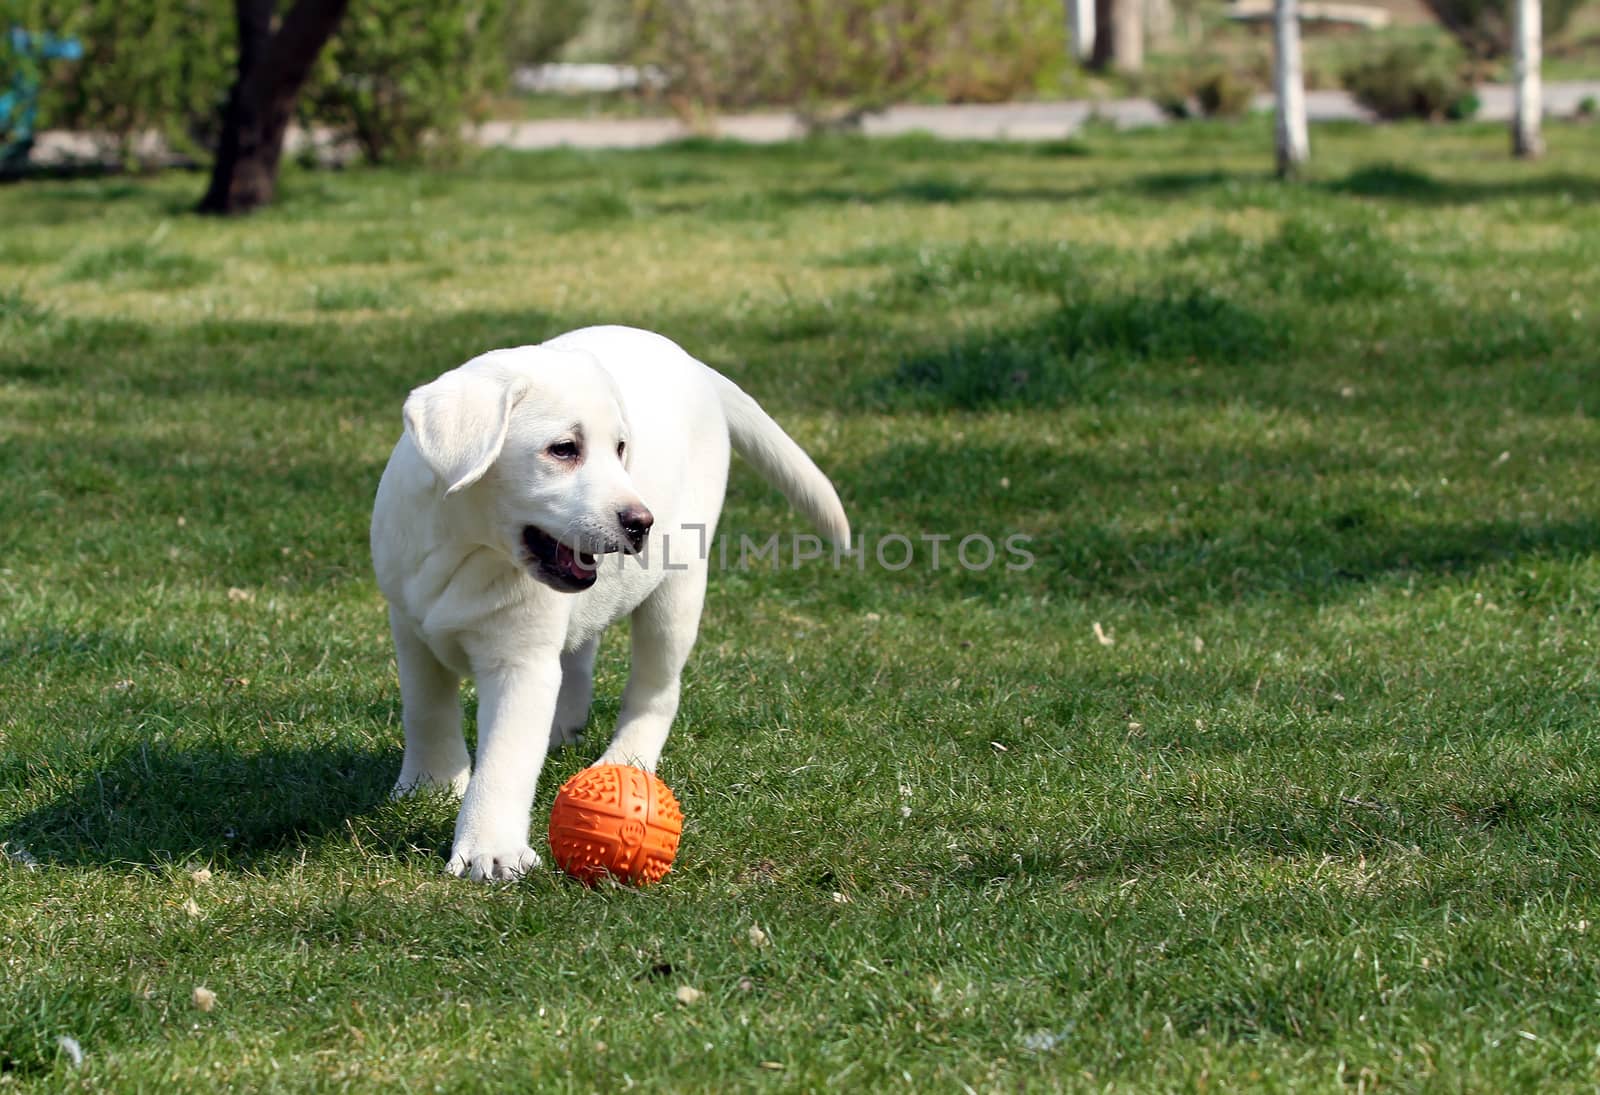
371,325,849,881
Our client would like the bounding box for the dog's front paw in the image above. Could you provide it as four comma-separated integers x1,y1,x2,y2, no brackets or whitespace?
445,842,541,882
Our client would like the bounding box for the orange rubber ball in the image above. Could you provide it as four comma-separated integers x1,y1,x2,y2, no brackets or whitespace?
548,764,683,885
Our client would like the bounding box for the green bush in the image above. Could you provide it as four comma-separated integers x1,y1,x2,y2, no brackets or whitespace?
9,0,513,170
927,0,1064,104
631,0,1062,130
21,0,233,168
302,0,510,166
1148,60,1258,120
1341,40,1475,121
1194,69,1255,119
504,0,589,66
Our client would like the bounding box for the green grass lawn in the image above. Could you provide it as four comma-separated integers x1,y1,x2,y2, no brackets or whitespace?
3,118,1600,1091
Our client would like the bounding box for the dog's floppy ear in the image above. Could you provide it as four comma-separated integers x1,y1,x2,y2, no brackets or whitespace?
402,365,530,495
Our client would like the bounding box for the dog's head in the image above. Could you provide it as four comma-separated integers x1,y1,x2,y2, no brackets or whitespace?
402,346,653,593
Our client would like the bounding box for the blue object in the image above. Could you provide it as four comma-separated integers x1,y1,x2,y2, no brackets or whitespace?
1,26,84,171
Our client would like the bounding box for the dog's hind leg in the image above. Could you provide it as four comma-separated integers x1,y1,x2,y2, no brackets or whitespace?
595,567,707,773
550,638,598,750
390,609,471,798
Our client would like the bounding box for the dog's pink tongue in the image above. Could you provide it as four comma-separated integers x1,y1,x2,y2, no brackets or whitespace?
555,543,595,579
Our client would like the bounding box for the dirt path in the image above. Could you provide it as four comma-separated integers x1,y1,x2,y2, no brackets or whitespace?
476,83,1600,151
29,82,1600,164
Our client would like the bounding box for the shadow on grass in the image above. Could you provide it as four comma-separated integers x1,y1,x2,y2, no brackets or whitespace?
1125,169,1265,197
0,620,449,873
857,285,1283,412
2,739,416,870
652,177,1108,222
0,160,123,186
831,159,1598,213
841,218,1589,415
0,174,205,225
939,787,1593,899
1323,163,1600,205
1067,514,1600,603
1116,163,1600,207
644,157,1600,220
841,433,1600,603
0,308,570,403
0,427,384,589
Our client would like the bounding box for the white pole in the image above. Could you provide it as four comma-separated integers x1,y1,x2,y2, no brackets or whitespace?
1065,0,1095,63
1512,0,1544,158
1273,0,1309,177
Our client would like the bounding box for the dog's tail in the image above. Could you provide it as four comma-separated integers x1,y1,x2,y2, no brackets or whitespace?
712,372,850,547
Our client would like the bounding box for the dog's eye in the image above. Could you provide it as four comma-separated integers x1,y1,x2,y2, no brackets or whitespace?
616,440,626,460
547,441,580,460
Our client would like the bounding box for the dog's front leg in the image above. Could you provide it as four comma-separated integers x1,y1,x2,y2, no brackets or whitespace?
447,656,561,881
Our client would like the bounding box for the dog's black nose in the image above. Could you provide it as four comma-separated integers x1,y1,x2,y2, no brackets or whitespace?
618,505,654,552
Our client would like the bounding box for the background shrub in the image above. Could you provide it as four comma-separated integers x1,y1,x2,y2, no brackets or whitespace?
925,0,1064,105
301,0,511,166
1148,58,1259,120
504,0,589,67
1341,39,1475,121
8,0,521,169
631,0,1062,130
23,0,233,168
1194,68,1255,118
1152,60,1260,120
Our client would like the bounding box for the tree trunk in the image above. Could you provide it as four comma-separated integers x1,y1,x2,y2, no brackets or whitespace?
198,0,349,215
1089,0,1113,69
1111,0,1143,72
1511,0,1543,159
1063,0,1095,64
1088,0,1140,72
1273,0,1309,177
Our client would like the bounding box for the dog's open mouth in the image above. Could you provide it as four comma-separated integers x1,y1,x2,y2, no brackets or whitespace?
522,525,601,592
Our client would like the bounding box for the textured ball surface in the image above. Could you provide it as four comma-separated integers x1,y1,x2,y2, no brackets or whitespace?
548,765,683,885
